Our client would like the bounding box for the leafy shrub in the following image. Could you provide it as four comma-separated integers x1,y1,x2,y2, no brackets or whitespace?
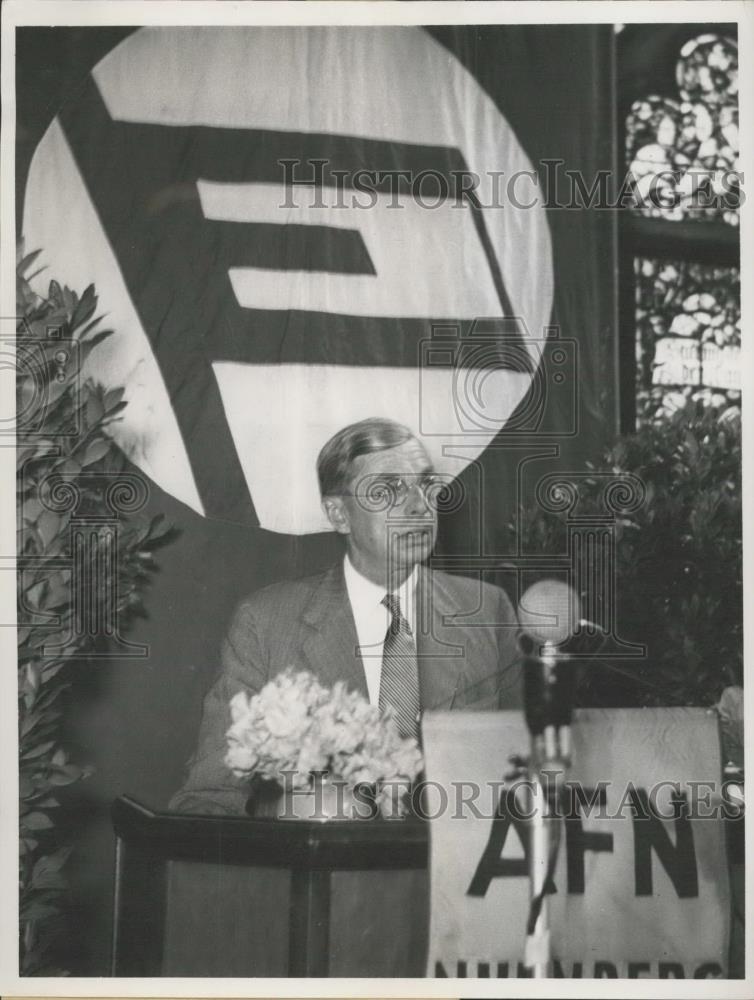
17,252,174,974
514,399,742,707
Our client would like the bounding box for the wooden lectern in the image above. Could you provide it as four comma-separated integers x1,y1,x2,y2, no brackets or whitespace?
111,796,429,977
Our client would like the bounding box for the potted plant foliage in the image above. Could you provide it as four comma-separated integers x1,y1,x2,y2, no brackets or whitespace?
514,399,742,709
17,251,174,974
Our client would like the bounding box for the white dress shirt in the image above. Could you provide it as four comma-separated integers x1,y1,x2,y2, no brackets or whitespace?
343,555,418,705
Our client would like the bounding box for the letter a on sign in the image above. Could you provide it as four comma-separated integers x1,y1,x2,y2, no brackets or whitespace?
468,786,538,897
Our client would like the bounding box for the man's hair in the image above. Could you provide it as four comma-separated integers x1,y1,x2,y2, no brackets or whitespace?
317,418,416,497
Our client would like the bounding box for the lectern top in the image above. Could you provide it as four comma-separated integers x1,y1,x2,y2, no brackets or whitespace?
112,795,428,871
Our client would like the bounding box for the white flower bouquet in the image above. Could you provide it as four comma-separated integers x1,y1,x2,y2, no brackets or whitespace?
225,669,423,818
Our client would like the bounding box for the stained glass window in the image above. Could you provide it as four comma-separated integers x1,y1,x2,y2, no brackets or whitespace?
624,29,741,425
625,34,739,226
635,258,740,419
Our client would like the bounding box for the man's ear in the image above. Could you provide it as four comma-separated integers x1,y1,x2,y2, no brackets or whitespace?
322,496,350,535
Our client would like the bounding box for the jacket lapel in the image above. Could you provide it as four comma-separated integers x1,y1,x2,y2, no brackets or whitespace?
415,568,466,713
298,563,468,711
300,562,369,699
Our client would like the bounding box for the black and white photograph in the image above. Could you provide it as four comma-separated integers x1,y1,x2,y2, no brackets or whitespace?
1,0,751,994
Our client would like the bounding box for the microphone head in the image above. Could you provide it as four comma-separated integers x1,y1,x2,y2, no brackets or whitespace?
517,579,581,646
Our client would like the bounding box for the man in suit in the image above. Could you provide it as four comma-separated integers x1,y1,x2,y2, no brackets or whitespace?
170,417,521,815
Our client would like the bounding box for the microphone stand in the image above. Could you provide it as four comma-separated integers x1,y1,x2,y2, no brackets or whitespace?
521,637,574,978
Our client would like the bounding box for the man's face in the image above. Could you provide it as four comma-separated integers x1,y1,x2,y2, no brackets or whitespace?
324,438,439,586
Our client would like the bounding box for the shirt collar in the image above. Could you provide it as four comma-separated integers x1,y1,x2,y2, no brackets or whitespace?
343,554,419,610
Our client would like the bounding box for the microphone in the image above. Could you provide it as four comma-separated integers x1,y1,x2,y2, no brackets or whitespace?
517,580,581,763
517,578,581,646
516,580,582,976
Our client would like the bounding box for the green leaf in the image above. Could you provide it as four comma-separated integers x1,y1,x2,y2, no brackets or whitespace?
78,327,113,357
75,315,106,340
31,869,67,892
17,248,43,276
22,811,54,831
86,393,105,427
21,496,44,523
44,372,76,408
21,739,55,761
20,712,41,738
82,437,111,467
36,509,62,548
40,661,66,682
19,775,36,799
104,386,126,410
44,568,71,606
141,523,179,550
28,683,68,716
17,444,39,466
102,400,128,423
25,580,47,609
49,762,91,786
31,795,60,810
70,284,97,332
58,456,82,477
20,836,39,856
23,662,41,698
31,851,69,890
25,720,64,748
31,870,68,892
20,900,61,922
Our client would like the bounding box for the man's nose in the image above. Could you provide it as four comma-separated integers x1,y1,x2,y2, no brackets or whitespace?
403,481,434,517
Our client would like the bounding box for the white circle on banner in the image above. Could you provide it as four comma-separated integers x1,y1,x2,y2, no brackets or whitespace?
23,26,554,533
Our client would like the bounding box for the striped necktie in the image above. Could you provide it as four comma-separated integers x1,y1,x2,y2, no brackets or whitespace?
379,593,421,743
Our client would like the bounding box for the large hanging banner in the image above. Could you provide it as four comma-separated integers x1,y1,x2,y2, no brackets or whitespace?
422,708,730,979
23,25,553,535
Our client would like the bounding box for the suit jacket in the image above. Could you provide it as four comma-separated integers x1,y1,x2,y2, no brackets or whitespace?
169,562,521,815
